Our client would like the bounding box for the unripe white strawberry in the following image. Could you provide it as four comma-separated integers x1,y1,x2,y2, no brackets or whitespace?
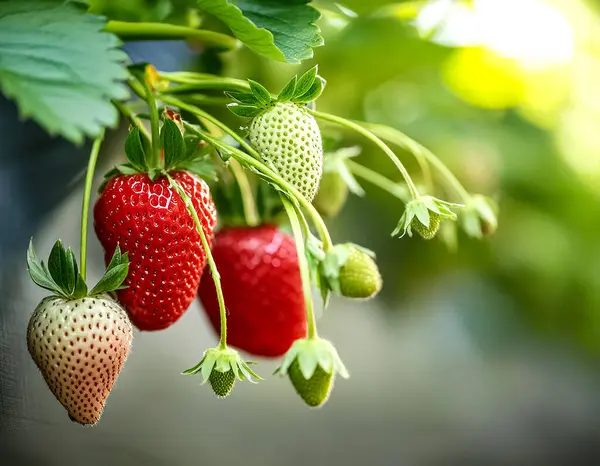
26,240,133,425
249,102,323,202
27,295,133,425
227,66,326,202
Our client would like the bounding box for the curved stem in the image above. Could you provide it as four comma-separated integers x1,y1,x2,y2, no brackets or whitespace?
159,72,250,91
80,131,105,281
364,122,471,202
113,100,151,141
281,196,318,340
229,159,259,227
308,109,421,200
166,173,228,350
104,21,238,50
346,159,411,203
162,81,252,95
184,122,333,251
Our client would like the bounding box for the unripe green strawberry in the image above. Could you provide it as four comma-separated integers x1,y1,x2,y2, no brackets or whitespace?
338,247,382,299
209,369,236,398
249,102,323,202
288,358,333,408
313,170,348,218
411,211,441,240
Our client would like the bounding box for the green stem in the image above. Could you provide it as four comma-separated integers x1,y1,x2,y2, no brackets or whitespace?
364,122,471,202
184,122,333,251
104,21,238,50
229,159,260,227
80,131,105,281
178,94,231,106
346,159,411,203
165,173,228,350
281,196,318,340
113,100,151,141
159,72,250,91
162,81,252,95
308,109,421,200
146,88,161,170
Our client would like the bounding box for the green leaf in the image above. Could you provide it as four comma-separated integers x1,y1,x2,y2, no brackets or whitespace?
292,75,325,103
293,65,318,99
224,91,259,105
277,75,297,101
227,104,262,118
0,2,129,144
117,164,140,176
178,158,219,181
90,245,130,295
48,240,74,295
162,118,186,169
26,239,62,296
124,128,147,171
248,79,272,106
197,0,323,64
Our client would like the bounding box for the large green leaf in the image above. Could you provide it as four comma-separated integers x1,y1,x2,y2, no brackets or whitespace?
0,2,129,144
197,0,323,63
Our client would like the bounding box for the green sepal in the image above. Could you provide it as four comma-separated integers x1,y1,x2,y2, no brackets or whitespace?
460,194,498,238
124,127,147,172
183,346,262,398
227,104,263,118
275,338,348,379
161,117,186,170
116,164,139,176
89,245,130,296
27,239,62,297
319,243,353,295
305,234,330,308
323,146,364,196
177,159,218,182
293,65,318,99
224,91,259,106
248,79,272,106
277,75,297,102
48,240,76,295
292,76,325,104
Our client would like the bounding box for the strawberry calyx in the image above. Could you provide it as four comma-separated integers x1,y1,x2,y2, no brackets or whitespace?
225,65,326,118
182,346,262,398
392,195,462,240
99,111,216,193
460,194,498,238
27,239,129,300
274,337,349,408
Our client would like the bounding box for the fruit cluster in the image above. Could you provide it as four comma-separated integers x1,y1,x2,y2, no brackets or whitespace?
25,65,498,425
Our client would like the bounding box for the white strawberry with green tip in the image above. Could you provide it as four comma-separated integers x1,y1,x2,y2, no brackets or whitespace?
26,239,133,425
227,66,326,202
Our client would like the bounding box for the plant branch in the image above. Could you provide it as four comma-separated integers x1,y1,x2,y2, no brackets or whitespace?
281,196,318,339
80,131,105,281
104,21,239,50
308,109,421,200
113,100,151,140
346,159,410,202
229,160,260,227
165,173,228,350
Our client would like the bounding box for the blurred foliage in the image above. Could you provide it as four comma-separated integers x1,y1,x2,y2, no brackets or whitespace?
100,0,600,356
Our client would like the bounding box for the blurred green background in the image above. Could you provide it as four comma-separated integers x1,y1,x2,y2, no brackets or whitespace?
4,1,600,464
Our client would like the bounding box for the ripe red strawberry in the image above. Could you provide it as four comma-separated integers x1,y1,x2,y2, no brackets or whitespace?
94,171,216,331
198,224,307,358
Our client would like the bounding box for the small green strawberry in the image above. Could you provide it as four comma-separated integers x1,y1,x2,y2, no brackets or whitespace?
288,359,333,407
227,66,326,202
319,243,382,299
183,346,261,398
338,246,382,299
274,337,348,408
393,195,461,240
209,369,236,398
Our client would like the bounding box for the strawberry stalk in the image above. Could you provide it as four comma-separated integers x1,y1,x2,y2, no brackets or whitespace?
145,79,162,170
363,122,472,203
345,159,413,203
280,195,318,339
229,159,260,227
307,109,422,201
165,173,229,349
79,130,104,280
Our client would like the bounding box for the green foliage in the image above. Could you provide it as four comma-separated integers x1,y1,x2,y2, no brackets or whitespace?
197,0,323,63
0,2,129,143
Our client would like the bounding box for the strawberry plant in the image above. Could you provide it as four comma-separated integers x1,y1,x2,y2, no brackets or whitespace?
6,0,498,423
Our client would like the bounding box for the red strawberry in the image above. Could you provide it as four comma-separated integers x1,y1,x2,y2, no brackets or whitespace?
94,171,216,331
198,224,307,358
